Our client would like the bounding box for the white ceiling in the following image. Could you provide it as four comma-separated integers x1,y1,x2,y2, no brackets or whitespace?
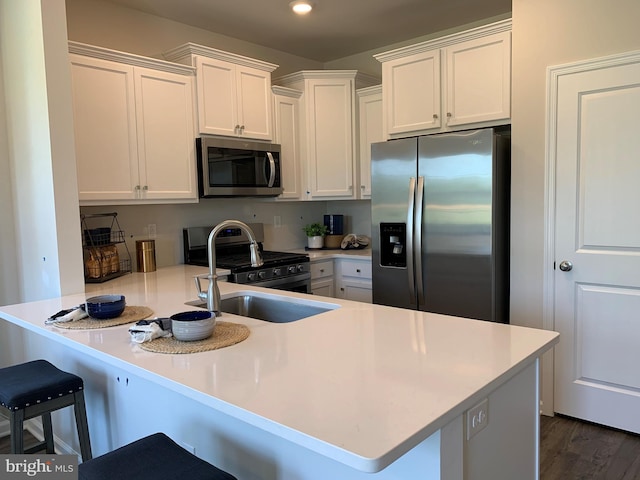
103,0,512,62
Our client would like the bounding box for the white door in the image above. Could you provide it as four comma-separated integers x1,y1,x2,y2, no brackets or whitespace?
553,53,640,433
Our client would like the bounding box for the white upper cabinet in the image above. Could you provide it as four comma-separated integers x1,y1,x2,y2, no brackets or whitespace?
381,49,441,135
356,85,383,198
444,31,511,127
274,71,379,200
69,43,197,205
375,19,511,139
272,86,303,200
164,43,278,141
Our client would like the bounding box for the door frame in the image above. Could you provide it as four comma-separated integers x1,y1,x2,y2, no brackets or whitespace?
542,49,640,416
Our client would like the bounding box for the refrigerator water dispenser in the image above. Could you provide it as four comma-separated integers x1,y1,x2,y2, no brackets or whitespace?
380,223,406,268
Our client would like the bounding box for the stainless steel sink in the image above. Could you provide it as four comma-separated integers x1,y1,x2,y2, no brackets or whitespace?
186,292,339,323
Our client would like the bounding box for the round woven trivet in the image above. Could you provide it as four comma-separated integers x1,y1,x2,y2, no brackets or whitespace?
138,321,250,354
55,306,154,330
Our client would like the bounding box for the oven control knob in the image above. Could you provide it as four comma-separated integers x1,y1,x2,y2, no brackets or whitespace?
247,272,257,281
296,264,305,272
258,271,267,279
273,268,282,276
287,265,296,274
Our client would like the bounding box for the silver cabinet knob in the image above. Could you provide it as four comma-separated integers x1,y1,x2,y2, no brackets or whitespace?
559,260,573,272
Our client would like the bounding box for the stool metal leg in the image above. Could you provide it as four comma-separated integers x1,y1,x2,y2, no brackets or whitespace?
9,409,25,454
73,391,92,461
42,412,55,454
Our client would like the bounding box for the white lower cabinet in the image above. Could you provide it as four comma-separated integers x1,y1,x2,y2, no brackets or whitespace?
310,259,334,297
335,258,372,303
69,43,197,204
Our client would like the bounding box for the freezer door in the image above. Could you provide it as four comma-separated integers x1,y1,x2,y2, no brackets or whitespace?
371,138,418,309
417,129,497,320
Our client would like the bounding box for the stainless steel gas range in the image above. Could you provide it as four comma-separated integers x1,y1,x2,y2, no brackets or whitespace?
183,224,311,293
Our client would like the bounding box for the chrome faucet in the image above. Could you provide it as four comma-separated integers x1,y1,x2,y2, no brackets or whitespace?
194,220,263,315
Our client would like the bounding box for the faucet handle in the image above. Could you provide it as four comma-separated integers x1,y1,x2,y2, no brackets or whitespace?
194,274,210,300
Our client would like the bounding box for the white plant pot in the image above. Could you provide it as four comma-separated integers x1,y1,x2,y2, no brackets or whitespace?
307,236,324,249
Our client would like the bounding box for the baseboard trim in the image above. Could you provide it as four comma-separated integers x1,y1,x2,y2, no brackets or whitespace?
24,418,80,458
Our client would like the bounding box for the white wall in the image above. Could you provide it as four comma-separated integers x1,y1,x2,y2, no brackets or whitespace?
0,0,84,305
0,34,19,306
510,0,640,412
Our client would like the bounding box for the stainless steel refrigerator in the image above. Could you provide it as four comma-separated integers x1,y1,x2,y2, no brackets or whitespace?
371,128,510,323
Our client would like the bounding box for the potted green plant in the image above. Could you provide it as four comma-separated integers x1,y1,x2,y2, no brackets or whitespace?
302,223,328,249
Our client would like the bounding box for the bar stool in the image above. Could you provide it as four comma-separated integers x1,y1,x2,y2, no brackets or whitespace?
78,433,237,480
0,359,92,461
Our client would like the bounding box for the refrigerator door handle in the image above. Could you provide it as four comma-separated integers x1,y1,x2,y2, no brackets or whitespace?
415,176,425,306
407,177,417,304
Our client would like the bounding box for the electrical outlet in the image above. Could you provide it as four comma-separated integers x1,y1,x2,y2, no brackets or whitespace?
148,223,157,239
274,215,281,228
466,398,489,440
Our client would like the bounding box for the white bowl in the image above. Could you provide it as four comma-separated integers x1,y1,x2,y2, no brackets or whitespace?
170,311,215,341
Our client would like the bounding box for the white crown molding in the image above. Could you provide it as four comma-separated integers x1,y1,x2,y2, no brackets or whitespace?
69,41,195,76
356,84,382,96
272,85,303,98
274,70,379,89
374,18,512,63
163,43,278,72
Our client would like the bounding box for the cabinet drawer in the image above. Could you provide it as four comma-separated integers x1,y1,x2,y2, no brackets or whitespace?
340,259,372,279
310,259,334,279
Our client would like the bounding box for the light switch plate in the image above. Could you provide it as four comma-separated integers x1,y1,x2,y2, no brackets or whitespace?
466,398,489,440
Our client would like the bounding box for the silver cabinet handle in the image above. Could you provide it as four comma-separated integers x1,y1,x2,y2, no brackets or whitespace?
559,260,573,272
266,152,276,187
407,177,417,304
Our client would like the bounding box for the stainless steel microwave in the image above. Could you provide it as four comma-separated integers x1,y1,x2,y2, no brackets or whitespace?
196,136,283,197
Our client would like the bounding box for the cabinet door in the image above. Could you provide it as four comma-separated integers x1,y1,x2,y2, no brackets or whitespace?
71,55,139,201
444,32,511,126
338,282,372,303
196,57,237,137
134,68,197,201
357,87,383,198
273,90,302,199
311,278,334,297
237,65,273,140
382,49,441,136
307,78,355,198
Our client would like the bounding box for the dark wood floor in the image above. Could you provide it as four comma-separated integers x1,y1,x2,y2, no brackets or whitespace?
2,416,640,478
540,415,640,479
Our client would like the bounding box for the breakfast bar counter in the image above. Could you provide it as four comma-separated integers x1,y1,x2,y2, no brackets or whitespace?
0,265,558,480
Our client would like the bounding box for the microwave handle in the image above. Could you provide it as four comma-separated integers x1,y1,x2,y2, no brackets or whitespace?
266,152,276,188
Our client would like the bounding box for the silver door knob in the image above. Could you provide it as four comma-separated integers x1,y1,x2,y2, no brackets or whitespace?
559,260,573,272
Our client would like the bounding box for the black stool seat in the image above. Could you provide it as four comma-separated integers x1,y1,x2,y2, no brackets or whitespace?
0,359,84,411
0,359,92,461
78,433,237,480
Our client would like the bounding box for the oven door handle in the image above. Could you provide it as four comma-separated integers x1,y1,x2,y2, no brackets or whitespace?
266,152,276,188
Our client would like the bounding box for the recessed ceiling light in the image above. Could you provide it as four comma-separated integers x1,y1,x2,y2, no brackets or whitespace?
290,1,314,14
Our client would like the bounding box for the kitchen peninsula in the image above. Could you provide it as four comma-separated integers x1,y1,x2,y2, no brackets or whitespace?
0,265,558,480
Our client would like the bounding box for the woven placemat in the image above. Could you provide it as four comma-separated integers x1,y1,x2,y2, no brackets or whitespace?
54,306,154,330
139,321,250,354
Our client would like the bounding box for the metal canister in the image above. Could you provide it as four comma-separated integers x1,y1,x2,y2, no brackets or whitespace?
136,240,156,273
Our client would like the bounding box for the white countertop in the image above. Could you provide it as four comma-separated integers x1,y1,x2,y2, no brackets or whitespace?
0,265,557,472
288,247,372,261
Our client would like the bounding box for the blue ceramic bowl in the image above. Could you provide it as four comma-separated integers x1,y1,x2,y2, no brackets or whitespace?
170,310,215,341
85,294,126,319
